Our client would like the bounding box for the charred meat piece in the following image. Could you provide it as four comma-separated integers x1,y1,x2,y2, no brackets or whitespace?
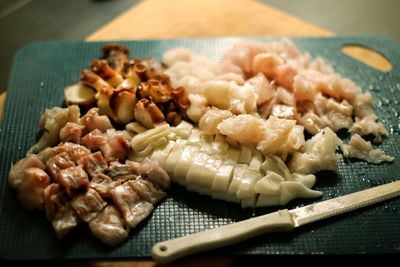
71,188,107,223
106,161,138,178
17,167,51,210
58,166,90,197
90,173,135,198
110,180,154,228
89,205,129,246
55,142,91,163
46,152,76,182
78,151,108,178
129,178,166,204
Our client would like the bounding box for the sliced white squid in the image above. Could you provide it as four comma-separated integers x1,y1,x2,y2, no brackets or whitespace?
248,151,263,172
163,139,187,175
172,120,194,139
150,141,175,170
241,196,258,208
227,164,247,195
236,168,262,199
279,181,322,205
211,163,235,192
211,190,241,203
255,194,281,207
254,171,285,195
224,147,241,163
292,173,317,188
260,155,293,180
212,134,230,156
173,145,199,186
238,146,252,164
185,152,211,188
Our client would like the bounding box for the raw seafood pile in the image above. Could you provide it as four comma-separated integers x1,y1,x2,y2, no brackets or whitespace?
8,39,394,245
9,106,170,246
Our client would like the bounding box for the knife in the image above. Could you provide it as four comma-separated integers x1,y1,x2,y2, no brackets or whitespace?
152,180,400,263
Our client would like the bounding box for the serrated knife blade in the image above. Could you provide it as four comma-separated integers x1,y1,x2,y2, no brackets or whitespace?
152,180,400,263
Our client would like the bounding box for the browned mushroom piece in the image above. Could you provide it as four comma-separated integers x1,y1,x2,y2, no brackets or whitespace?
92,59,124,87
64,83,96,108
110,89,137,124
102,44,130,74
171,87,191,120
95,86,115,118
80,70,109,91
165,111,182,126
134,98,165,129
138,80,173,104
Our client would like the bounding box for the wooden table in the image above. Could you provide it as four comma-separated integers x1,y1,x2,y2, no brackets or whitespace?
0,0,392,265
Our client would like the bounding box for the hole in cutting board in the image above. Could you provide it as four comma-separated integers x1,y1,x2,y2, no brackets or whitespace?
341,44,392,72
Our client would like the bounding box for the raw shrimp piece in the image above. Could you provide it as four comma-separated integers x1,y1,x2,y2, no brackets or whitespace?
55,142,91,163
199,108,233,135
217,114,264,148
257,116,300,156
17,167,50,210
288,127,340,174
245,73,275,105
71,188,107,223
293,73,317,102
46,152,76,181
186,93,208,122
78,151,108,178
271,104,296,120
8,154,46,189
342,134,394,164
89,205,129,246
79,108,113,133
58,165,90,197
80,129,106,151
111,181,154,228
59,122,85,144
162,47,192,67
350,114,388,143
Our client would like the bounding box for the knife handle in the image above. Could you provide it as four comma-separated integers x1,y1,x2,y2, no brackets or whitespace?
151,209,295,263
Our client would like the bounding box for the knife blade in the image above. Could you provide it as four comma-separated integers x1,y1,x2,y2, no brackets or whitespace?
152,180,400,263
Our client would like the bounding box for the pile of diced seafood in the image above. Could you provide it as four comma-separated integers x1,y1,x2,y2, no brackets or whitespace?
8,39,394,246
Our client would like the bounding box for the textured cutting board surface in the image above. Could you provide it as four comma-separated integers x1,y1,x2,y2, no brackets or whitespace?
1,36,399,260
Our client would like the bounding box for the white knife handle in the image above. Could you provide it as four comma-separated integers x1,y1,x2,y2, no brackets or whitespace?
151,209,295,263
